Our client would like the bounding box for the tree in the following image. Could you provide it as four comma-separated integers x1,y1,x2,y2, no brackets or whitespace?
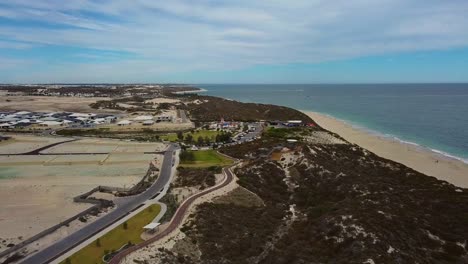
185,133,193,143
204,136,211,144
197,136,205,146
96,238,101,247
180,151,195,162
123,221,128,230
177,131,184,141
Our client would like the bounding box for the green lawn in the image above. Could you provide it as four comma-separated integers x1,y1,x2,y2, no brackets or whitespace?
180,150,233,168
161,130,220,142
62,204,161,264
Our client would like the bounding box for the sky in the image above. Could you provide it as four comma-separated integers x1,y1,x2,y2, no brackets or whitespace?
1,0,468,84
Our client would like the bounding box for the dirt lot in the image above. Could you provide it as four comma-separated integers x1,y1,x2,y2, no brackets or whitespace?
0,96,117,113
0,135,165,245
0,135,70,154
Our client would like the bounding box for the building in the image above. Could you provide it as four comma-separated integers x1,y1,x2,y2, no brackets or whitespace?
155,115,172,122
117,120,132,126
143,120,155,126
143,222,160,234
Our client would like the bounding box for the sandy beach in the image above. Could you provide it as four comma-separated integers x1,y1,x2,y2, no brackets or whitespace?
304,111,468,188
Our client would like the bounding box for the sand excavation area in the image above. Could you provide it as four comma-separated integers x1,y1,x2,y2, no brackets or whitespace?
0,135,166,244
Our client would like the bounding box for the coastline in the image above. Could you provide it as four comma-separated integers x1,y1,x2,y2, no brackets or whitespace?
303,111,468,188
173,88,208,94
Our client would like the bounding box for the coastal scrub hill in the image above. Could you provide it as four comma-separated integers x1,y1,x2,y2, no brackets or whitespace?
150,127,468,264
180,95,313,122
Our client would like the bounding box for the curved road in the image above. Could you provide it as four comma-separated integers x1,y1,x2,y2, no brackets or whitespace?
19,144,179,264
109,166,234,264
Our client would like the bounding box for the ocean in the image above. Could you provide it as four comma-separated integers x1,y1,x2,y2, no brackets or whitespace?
197,84,468,163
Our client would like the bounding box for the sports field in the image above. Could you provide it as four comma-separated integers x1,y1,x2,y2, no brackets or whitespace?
180,150,233,168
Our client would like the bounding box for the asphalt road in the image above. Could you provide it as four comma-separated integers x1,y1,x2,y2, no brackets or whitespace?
230,122,263,145
19,144,179,264
109,166,234,264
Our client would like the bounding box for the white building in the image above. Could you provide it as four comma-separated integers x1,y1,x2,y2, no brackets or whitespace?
117,120,132,126
143,120,155,126
134,115,154,122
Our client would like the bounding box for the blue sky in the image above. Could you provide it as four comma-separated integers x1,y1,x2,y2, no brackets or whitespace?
1,0,468,83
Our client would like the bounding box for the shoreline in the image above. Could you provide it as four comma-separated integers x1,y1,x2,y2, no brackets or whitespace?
303,111,468,188
173,88,208,94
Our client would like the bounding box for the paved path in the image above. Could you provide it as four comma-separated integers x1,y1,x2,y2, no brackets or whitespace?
179,110,189,123
109,166,234,264
19,144,179,264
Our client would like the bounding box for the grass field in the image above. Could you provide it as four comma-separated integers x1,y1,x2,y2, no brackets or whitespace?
161,130,220,142
180,150,233,168
62,204,161,264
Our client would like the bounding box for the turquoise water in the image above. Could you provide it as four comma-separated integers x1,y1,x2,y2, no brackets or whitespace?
198,84,468,163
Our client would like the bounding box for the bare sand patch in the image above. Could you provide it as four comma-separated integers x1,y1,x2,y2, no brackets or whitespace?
41,138,165,154
304,111,468,188
0,135,165,245
0,96,115,113
104,154,157,164
144,98,180,104
0,135,70,154
306,131,347,145
0,175,139,241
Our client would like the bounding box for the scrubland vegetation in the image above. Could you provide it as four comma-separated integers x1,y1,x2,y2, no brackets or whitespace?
154,127,468,264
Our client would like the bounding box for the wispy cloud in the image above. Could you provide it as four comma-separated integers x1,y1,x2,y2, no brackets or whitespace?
1,0,468,82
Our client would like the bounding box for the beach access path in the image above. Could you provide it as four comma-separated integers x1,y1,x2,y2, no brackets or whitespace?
108,166,235,264
19,144,179,264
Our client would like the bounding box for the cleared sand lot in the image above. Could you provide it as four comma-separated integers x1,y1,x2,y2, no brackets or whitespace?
42,138,165,154
0,136,165,244
0,135,71,154
144,98,180,104
0,96,114,113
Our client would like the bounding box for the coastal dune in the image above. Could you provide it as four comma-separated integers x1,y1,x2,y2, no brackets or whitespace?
304,111,468,188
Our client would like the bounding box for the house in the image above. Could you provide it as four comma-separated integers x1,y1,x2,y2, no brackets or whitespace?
105,116,117,123
143,120,155,126
117,120,132,126
0,117,19,123
40,116,60,122
92,118,107,125
155,115,172,122
14,111,31,116
285,120,303,127
38,121,63,127
0,123,14,129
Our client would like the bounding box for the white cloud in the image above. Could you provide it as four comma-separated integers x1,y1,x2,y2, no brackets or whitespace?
1,0,468,82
